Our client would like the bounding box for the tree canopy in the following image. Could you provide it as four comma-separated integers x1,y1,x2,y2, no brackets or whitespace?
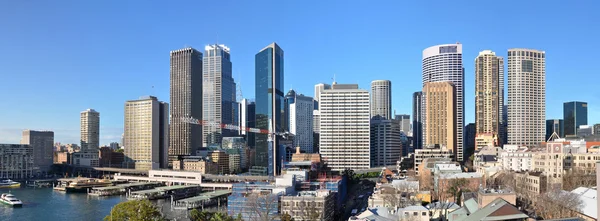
189,209,242,221
104,200,165,221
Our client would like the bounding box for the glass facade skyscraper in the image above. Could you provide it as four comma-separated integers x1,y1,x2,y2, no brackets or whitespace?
563,101,587,137
545,119,564,140
412,91,423,150
255,42,284,176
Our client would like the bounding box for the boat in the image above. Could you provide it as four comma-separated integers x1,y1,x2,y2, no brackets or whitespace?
0,193,22,207
0,180,21,189
56,178,112,193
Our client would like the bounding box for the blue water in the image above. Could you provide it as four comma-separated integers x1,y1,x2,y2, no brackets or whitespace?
0,187,126,221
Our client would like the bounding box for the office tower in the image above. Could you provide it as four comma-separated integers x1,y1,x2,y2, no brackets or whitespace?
124,96,169,170
203,44,236,147
240,98,257,147
475,50,504,145
0,144,33,179
255,42,284,176
422,44,464,161
412,91,423,149
81,109,100,151
20,130,54,172
320,83,370,171
423,82,456,155
464,123,476,157
285,89,314,153
507,49,545,146
594,124,600,135
370,116,402,167
169,47,203,161
314,83,332,109
313,83,331,147
545,119,564,140
371,80,392,119
501,105,508,147
563,101,588,137
394,114,411,134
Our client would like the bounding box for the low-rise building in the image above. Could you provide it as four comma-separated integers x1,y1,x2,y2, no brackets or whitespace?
0,144,34,179
435,172,484,202
99,146,124,168
498,146,533,172
514,171,548,198
209,150,229,174
414,148,453,175
448,198,528,221
475,133,497,151
567,187,597,221
172,156,218,174
280,190,336,221
398,206,430,221
71,150,99,167
54,151,70,164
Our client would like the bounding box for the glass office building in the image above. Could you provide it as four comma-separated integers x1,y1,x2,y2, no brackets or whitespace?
563,101,587,137
255,42,284,176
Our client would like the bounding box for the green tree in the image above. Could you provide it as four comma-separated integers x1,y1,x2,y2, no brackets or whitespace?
189,209,241,221
104,200,165,221
446,178,469,203
280,213,294,221
342,168,356,183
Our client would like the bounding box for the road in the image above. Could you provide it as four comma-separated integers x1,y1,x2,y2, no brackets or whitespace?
341,179,375,220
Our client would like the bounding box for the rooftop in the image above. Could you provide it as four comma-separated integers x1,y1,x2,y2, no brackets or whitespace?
569,187,597,219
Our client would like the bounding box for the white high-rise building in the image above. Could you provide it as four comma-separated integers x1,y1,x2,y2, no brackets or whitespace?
313,83,331,134
285,89,314,153
422,43,464,161
81,109,100,151
320,83,370,171
371,80,392,119
124,96,169,170
507,49,546,146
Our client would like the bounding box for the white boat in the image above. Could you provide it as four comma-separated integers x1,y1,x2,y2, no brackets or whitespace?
0,193,23,207
0,180,20,189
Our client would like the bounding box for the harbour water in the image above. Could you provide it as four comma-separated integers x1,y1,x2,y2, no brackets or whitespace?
0,187,190,221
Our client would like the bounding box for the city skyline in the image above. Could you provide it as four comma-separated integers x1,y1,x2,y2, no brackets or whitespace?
1,1,599,144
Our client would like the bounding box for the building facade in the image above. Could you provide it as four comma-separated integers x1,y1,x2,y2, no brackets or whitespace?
370,116,402,167
0,144,33,179
239,99,256,148
423,82,456,155
395,114,411,134
564,101,588,137
255,42,285,176
285,89,314,153
507,49,546,146
370,80,392,119
169,47,203,162
320,83,370,171
546,119,564,140
124,96,169,170
422,44,464,161
81,109,100,151
412,91,423,149
172,156,218,174
20,130,53,172
475,50,504,145
280,190,336,221
203,44,236,146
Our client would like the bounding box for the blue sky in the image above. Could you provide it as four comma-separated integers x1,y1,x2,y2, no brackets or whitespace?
0,1,598,145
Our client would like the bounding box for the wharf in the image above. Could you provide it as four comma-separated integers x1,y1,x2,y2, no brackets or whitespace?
89,182,163,196
128,185,202,201
172,190,232,210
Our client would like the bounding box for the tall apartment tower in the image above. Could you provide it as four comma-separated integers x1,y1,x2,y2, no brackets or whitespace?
475,50,504,145
203,44,236,147
320,83,370,171
370,116,402,167
422,44,464,161
412,91,423,149
124,96,169,170
81,109,100,151
285,89,314,153
563,101,588,137
423,82,456,155
507,49,545,146
370,80,392,119
20,130,54,172
169,47,203,162
255,42,284,176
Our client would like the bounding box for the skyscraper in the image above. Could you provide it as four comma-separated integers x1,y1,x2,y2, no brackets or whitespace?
545,119,564,140
370,116,402,167
422,44,464,161
370,80,392,119
81,109,100,151
255,42,284,176
124,96,169,170
313,83,331,138
285,89,314,153
169,47,203,162
563,101,588,137
239,98,256,148
394,114,411,134
507,49,545,146
423,82,456,155
412,91,423,149
20,130,54,172
475,50,504,145
320,83,370,171
203,44,236,147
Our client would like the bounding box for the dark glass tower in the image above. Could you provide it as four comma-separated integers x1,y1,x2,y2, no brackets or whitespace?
563,101,587,137
255,42,284,176
412,91,423,149
545,119,564,140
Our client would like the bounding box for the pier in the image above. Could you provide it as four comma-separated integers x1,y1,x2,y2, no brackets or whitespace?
89,182,164,196
128,185,202,200
171,190,232,210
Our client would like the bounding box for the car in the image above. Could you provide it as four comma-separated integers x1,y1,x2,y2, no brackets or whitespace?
351,209,358,215
358,195,364,199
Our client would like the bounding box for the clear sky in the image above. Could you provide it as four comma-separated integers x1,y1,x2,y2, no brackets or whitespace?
0,1,598,145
